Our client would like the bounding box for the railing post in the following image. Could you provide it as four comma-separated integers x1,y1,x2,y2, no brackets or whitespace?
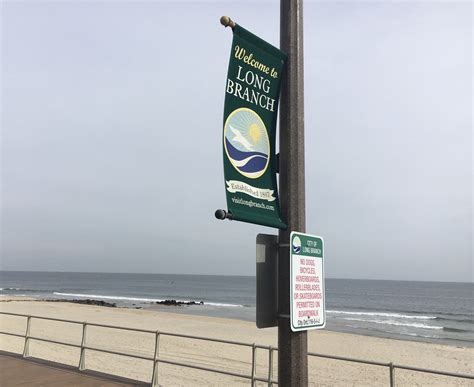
268,346,274,387
251,343,256,386
389,362,395,387
78,322,87,371
151,331,161,386
22,316,32,358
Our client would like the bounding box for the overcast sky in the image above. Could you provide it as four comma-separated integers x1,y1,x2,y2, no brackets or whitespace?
1,1,472,281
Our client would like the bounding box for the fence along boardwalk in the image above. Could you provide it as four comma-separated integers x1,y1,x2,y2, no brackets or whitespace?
0,311,472,386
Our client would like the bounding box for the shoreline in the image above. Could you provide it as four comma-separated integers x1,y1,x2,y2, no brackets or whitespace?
0,298,472,385
2,273,471,349
1,295,472,348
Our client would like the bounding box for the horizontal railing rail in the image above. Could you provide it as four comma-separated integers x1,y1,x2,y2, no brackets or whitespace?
0,311,472,386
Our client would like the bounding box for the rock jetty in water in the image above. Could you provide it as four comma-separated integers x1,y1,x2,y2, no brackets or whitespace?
46,299,117,307
156,300,204,306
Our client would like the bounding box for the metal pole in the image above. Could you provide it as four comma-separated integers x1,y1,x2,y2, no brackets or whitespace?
152,331,161,386
78,322,87,371
251,343,256,386
22,316,32,358
279,0,307,386
389,362,395,387
268,346,274,387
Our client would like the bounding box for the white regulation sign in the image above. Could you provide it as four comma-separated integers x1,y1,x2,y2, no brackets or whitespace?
290,231,325,331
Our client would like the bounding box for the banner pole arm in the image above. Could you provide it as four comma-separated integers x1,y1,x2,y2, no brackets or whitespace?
215,15,235,222
220,16,236,29
214,209,233,221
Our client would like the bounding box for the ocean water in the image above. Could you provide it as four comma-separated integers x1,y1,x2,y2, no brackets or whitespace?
0,271,472,347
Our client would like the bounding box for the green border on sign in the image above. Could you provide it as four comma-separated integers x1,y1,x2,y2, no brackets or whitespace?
290,231,326,332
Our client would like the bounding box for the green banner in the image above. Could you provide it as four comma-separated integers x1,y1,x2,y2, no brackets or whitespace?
222,25,287,229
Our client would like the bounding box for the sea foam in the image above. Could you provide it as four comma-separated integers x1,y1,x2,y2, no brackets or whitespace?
327,310,436,320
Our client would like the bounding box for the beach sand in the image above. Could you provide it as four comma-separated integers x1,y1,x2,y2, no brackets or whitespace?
0,298,472,386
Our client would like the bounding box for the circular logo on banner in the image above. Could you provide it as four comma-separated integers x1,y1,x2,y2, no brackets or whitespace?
224,108,270,179
292,236,301,253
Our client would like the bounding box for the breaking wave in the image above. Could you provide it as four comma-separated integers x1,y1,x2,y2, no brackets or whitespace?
327,310,436,320
342,317,443,330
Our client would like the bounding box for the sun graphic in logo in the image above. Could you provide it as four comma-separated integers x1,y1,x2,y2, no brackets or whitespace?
292,236,301,254
224,108,270,179
249,124,261,144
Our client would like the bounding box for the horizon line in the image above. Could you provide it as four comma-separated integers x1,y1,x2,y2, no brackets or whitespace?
0,269,472,284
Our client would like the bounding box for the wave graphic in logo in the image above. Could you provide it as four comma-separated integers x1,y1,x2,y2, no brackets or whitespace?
292,236,301,253
224,108,270,179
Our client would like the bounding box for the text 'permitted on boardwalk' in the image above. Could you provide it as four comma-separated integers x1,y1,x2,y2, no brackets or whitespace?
290,232,326,331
